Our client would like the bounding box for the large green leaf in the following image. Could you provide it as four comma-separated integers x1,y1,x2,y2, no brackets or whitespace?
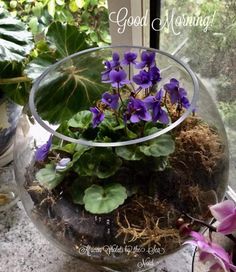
0,9,34,62
25,21,91,81
34,54,108,123
83,183,127,214
46,21,89,58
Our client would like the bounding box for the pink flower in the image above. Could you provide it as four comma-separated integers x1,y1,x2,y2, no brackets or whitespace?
184,231,236,272
210,200,236,235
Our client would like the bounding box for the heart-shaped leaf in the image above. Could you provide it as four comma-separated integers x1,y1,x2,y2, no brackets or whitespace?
36,165,64,190
116,145,144,161
139,134,175,157
0,9,34,62
83,183,127,214
74,148,122,179
68,110,92,129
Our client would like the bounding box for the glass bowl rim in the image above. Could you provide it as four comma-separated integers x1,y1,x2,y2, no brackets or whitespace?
29,45,199,147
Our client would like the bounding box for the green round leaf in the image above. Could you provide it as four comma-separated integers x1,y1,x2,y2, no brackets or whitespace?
83,183,127,214
116,145,144,161
36,166,64,190
139,134,175,157
68,110,92,129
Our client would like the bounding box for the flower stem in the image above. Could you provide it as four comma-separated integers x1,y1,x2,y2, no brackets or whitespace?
163,90,172,118
0,76,31,85
117,85,124,106
184,213,236,244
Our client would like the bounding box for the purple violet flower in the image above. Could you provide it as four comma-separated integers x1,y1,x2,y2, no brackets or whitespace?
133,70,152,89
110,52,120,68
184,231,236,272
107,70,129,88
144,90,169,124
121,52,137,65
56,158,71,171
101,60,112,82
209,200,236,235
127,97,151,123
164,78,190,109
102,92,119,110
90,107,105,128
35,135,52,162
150,66,162,84
136,51,156,69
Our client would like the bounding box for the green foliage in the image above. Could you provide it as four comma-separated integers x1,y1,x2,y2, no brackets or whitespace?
0,9,34,62
219,101,236,129
33,54,108,124
68,110,92,129
139,134,175,157
83,183,127,214
74,148,122,179
0,0,110,105
36,164,64,189
46,22,89,58
116,145,144,161
0,0,110,45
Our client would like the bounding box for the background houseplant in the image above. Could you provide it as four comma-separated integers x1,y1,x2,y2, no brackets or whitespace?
0,0,109,208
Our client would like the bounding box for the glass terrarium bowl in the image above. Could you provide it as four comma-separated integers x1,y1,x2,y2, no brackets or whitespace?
14,46,229,271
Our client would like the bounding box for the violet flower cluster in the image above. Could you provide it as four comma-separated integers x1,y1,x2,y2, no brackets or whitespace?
90,50,190,128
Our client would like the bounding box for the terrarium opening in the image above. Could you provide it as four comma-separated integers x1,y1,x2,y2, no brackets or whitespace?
29,46,199,147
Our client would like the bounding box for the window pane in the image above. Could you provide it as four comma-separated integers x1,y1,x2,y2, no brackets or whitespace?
160,0,236,191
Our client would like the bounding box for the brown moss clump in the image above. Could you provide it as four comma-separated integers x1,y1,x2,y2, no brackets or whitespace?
170,116,225,175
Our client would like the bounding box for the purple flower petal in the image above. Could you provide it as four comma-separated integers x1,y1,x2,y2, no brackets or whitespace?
35,135,52,162
130,114,140,123
136,51,156,69
110,52,120,68
121,52,137,65
108,70,129,88
184,231,236,272
127,97,151,123
164,78,190,108
217,213,236,235
102,92,119,110
90,107,105,128
133,70,152,89
56,158,71,171
143,90,169,124
210,200,235,221
150,66,161,84
158,110,169,124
